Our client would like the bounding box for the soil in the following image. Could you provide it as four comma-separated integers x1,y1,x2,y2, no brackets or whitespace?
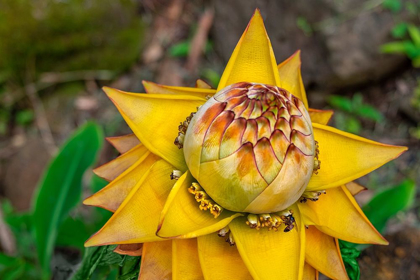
359,228,420,280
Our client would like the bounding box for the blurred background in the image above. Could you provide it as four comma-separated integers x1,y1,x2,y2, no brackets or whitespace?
0,0,418,279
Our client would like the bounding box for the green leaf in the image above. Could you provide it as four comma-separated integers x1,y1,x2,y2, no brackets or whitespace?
3,212,35,259
169,41,190,57
345,116,362,134
0,253,20,269
118,270,139,280
351,93,363,109
354,105,384,122
5,213,32,232
105,269,119,280
91,173,108,193
328,95,353,112
0,254,28,280
201,68,221,89
383,0,402,13
32,122,103,277
391,22,408,39
339,241,361,280
99,246,123,266
296,17,312,36
362,180,416,233
16,109,34,126
72,246,110,280
89,175,112,229
380,41,407,54
408,24,420,48
412,56,420,67
118,256,141,280
1,199,14,216
405,3,418,15
403,40,420,59
55,217,91,250
169,40,212,58
72,245,140,280
2,265,25,280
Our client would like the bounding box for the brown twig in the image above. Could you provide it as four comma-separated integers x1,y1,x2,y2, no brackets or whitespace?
186,9,214,72
2,70,115,108
39,70,115,84
0,204,16,255
25,83,57,155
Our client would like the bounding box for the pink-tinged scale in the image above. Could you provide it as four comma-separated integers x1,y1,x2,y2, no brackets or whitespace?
277,106,291,121
231,98,251,116
240,99,256,119
242,119,258,145
261,110,277,131
249,100,263,119
270,130,290,164
220,118,247,159
193,102,226,135
275,118,292,141
225,95,248,111
256,116,272,140
202,111,235,162
291,115,312,136
254,138,283,183
291,130,314,156
287,101,303,117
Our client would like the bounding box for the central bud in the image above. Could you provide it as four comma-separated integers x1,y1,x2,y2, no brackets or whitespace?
184,82,315,213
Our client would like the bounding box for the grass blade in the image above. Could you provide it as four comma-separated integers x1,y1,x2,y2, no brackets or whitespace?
32,122,103,277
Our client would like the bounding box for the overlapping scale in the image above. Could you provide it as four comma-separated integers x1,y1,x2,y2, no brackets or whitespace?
198,83,314,166
184,82,316,213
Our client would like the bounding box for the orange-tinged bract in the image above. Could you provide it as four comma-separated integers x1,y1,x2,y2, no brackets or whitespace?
84,9,407,280
184,82,315,212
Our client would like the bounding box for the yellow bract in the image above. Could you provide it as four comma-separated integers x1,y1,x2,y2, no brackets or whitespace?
139,241,172,280
197,234,253,279
217,11,281,90
277,50,308,107
308,124,406,191
156,172,243,239
84,9,407,280
305,226,348,280
229,204,305,280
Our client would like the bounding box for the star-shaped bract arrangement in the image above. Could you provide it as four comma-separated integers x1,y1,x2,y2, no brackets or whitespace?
84,9,406,280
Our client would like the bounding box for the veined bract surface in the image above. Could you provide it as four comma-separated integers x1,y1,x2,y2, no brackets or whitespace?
184,82,315,213
84,9,407,280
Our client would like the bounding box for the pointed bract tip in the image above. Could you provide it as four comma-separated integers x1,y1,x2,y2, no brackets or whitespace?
393,145,408,160
374,234,389,246
102,86,112,92
142,80,152,93
277,49,304,70
289,50,302,64
142,80,154,87
102,86,127,96
250,8,263,22
82,196,94,206
84,232,100,247
102,86,118,97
